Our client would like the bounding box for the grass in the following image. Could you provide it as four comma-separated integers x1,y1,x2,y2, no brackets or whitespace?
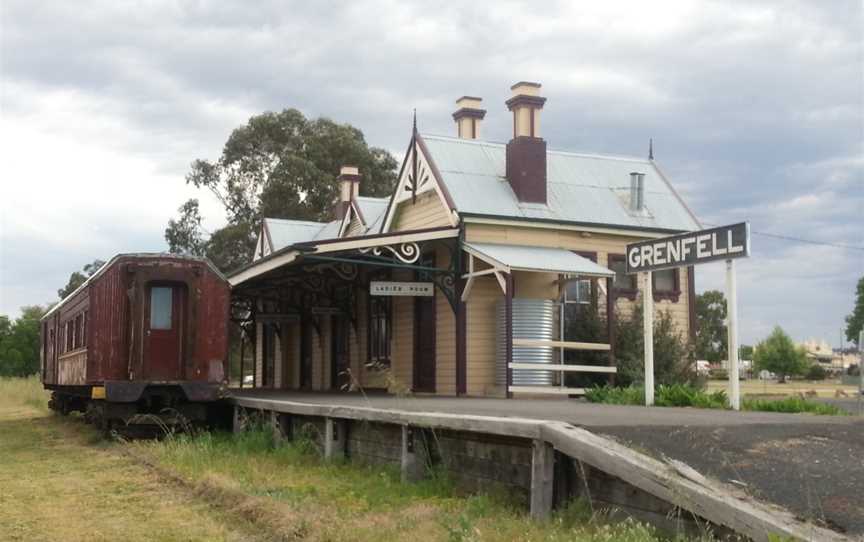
741,396,847,415
135,423,680,541
0,377,689,541
586,383,847,415
0,375,49,418
0,379,257,541
706,378,858,398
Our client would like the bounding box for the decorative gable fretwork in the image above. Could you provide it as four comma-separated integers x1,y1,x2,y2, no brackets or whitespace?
381,131,458,233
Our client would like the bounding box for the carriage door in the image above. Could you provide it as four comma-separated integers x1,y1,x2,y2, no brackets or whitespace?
145,284,186,381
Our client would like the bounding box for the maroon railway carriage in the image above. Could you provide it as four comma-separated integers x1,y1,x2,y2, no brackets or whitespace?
40,253,230,428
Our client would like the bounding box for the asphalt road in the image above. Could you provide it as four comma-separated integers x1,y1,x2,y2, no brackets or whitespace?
233,390,864,536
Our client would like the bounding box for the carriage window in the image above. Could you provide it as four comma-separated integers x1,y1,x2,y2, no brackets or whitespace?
150,287,173,329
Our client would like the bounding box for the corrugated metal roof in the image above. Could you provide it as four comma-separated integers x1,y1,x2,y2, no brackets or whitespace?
465,242,615,277
265,218,331,251
313,219,341,240
421,134,700,232
355,197,388,229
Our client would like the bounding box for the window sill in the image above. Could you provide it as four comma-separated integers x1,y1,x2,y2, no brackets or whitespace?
613,288,638,302
654,291,681,303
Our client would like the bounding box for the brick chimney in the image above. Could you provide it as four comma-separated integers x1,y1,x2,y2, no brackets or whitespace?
505,82,547,204
452,96,486,139
335,165,360,220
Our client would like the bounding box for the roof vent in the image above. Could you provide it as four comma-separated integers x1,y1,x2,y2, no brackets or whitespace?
452,96,486,139
629,172,645,212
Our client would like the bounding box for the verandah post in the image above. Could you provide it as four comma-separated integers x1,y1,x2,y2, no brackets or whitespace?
606,276,616,386
505,273,514,399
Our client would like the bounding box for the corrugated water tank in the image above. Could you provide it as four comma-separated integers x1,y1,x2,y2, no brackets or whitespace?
496,299,556,386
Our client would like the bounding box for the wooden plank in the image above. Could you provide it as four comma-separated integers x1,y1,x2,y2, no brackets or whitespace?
540,422,847,542
512,339,611,351
508,386,586,395
530,439,554,519
509,363,617,373
231,396,545,439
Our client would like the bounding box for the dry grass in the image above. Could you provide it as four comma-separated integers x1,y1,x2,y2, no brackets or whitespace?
0,379,260,541
706,378,858,398
132,422,706,542
0,378,699,541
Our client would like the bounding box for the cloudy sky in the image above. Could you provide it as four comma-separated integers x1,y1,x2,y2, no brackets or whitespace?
1,1,861,345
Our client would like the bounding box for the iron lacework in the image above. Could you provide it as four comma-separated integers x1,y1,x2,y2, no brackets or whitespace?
302,237,460,312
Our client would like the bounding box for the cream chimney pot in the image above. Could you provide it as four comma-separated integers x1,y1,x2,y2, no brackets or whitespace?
505,81,548,204
452,96,486,140
506,81,546,139
335,165,361,219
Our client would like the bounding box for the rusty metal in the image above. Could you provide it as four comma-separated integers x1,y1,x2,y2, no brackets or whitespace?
41,253,230,399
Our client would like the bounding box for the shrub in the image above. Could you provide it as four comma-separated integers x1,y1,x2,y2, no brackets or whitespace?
584,385,644,405
708,368,728,380
805,364,828,381
586,383,844,415
613,301,695,388
655,384,728,409
742,397,846,416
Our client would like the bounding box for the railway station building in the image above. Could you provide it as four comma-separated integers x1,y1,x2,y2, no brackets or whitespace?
229,82,700,397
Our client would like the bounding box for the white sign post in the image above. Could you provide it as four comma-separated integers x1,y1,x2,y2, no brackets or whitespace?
643,272,654,406
627,222,750,409
858,329,863,416
726,259,740,410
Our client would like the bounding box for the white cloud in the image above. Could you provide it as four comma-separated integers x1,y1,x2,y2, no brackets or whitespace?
0,0,861,349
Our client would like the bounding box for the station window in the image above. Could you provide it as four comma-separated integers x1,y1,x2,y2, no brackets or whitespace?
367,273,391,367
608,254,638,300
150,287,173,330
652,269,680,302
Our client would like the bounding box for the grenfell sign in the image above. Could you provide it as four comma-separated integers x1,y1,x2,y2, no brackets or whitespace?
626,222,750,274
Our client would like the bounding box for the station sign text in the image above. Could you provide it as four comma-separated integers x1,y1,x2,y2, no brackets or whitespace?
626,222,750,274
370,281,434,297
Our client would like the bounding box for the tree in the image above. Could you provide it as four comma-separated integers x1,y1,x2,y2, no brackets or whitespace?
58,259,106,299
694,290,727,362
845,276,864,347
165,199,206,256
165,109,398,270
0,305,47,377
740,344,754,359
752,326,809,383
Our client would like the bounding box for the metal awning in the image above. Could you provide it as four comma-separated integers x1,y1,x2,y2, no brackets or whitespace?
460,242,615,301
463,242,615,278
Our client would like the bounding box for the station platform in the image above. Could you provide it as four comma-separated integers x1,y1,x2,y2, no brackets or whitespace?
231,389,864,537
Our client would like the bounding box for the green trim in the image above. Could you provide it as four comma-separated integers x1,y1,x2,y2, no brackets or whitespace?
460,212,690,235
303,255,450,275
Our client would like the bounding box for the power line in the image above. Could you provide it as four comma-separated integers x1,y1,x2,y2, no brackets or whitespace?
702,222,864,252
